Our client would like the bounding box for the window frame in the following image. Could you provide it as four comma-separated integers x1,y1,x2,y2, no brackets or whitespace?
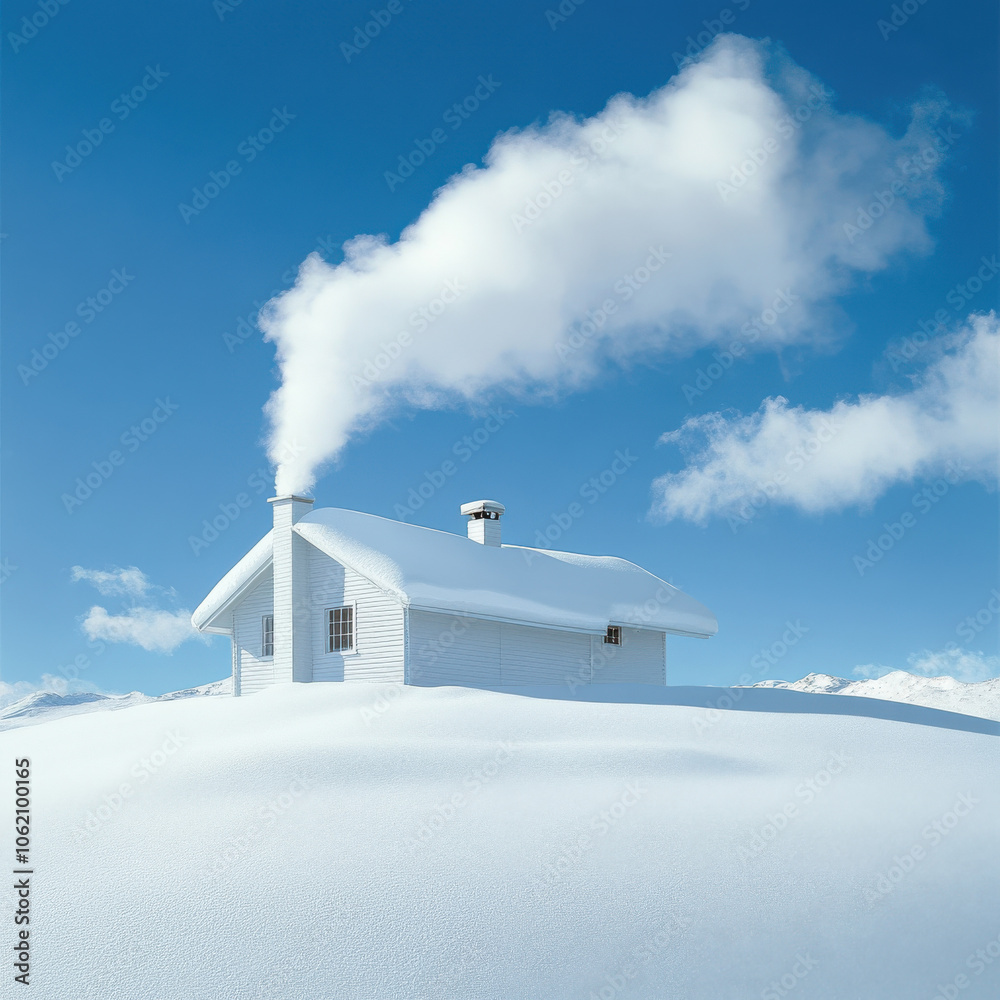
326,604,356,654
604,625,622,645
261,614,274,658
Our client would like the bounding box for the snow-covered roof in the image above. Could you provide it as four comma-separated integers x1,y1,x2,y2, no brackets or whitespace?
192,507,717,637
191,531,272,633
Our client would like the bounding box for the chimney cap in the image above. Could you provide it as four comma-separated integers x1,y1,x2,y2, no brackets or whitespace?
460,499,505,518
267,495,315,505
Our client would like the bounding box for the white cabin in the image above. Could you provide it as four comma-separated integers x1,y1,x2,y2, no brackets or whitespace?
191,496,717,695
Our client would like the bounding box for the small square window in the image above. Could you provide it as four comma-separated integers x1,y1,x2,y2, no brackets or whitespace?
262,615,274,658
604,626,621,645
328,606,354,652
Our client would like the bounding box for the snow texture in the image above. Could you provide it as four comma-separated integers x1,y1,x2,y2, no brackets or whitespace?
6,682,997,999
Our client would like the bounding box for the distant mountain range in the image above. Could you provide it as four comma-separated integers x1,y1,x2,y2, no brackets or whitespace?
0,678,232,730
2,670,998,730
748,671,1000,722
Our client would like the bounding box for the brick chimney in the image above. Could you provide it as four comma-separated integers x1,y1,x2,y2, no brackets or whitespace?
461,499,505,546
268,495,314,682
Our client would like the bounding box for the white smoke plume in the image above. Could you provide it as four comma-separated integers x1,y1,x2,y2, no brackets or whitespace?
262,34,956,494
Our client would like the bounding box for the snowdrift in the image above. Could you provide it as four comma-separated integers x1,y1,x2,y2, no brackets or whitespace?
4,683,997,999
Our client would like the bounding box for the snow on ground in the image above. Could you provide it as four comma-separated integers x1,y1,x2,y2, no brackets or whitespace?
4,668,997,732
4,682,997,999
750,671,1000,721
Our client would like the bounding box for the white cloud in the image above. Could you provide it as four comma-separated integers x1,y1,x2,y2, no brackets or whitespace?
80,606,204,655
652,313,999,522
855,648,1000,683
71,565,151,598
261,34,957,494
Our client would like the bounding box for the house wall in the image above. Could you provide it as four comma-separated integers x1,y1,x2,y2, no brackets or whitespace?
407,611,501,686
233,572,276,695
500,622,591,685
308,547,405,682
406,611,665,687
590,627,665,685
230,556,663,692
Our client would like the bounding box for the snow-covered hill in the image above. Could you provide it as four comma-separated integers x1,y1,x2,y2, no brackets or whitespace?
4,669,998,732
0,677,231,730
4,682,997,999
749,670,1000,721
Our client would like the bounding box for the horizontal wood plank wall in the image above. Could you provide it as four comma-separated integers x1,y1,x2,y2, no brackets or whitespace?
408,610,501,686
308,547,404,682
500,622,591,685
234,572,276,695
592,627,665,684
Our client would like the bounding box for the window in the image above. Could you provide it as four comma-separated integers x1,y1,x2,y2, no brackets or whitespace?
327,606,354,652
604,626,621,645
262,615,274,657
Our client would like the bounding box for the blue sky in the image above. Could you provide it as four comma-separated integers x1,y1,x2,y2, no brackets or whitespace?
2,0,997,699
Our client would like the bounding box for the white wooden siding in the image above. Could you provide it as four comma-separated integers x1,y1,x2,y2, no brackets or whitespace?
591,627,665,684
500,622,591,685
406,611,664,687
233,572,276,695
308,547,404,682
230,555,664,690
407,610,501,686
